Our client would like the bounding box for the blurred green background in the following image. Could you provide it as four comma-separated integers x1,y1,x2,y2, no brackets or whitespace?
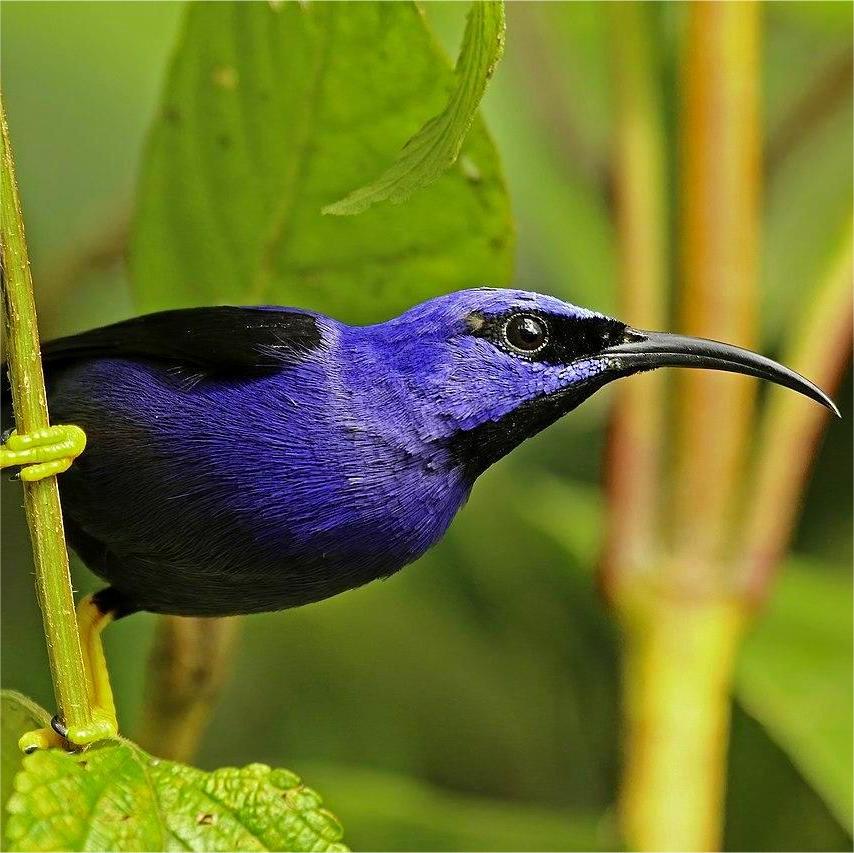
1,3,851,850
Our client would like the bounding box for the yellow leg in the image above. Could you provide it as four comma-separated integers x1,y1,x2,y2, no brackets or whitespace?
19,594,119,752
76,593,117,726
1,424,86,481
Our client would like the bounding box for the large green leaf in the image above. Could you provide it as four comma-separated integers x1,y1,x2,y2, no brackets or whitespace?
735,560,854,831
2,693,346,853
130,1,513,320
324,1,505,215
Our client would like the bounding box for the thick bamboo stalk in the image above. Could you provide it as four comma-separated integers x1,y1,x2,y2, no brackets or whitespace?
615,7,762,850
619,591,746,851
671,3,761,580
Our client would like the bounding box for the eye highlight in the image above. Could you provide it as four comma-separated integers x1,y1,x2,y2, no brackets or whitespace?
502,314,549,354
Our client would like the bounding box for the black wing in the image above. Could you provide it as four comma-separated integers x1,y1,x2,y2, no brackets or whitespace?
40,306,322,375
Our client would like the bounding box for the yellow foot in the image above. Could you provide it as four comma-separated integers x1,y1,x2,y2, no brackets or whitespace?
18,727,63,754
18,592,120,753
1,424,86,481
19,709,117,754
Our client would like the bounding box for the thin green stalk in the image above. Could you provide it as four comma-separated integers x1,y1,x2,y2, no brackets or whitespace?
602,0,668,596
0,93,92,734
137,616,240,762
738,219,853,602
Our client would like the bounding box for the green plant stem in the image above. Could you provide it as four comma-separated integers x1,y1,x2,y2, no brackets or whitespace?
0,93,92,733
738,220,853,602
602,0,668,595
137,615,240,763
618,589,745,852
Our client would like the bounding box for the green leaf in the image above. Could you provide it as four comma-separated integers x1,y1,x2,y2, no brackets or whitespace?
735,559,854,831
2,694,346,853
130,1,513,321
323,1,505,216
726,704,852,852
1,692,49,817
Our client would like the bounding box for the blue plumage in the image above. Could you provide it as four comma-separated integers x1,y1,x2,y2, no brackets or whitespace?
17,287,835,617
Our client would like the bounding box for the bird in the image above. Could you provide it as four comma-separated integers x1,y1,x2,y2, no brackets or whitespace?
1,286,838,749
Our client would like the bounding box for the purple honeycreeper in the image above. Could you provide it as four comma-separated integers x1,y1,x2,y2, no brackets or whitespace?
3,287,837,620
2,287,838,748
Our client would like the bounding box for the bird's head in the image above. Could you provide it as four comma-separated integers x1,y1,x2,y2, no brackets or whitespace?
378,287,837,478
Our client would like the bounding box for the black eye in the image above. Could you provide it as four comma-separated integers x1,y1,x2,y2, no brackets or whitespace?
502,314,549,354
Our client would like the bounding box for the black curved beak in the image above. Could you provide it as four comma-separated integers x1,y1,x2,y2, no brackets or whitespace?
605,328,840,416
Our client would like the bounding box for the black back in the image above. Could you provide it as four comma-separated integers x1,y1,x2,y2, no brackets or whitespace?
40,306,322,374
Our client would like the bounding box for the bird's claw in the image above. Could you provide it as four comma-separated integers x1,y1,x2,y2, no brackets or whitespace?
18,726,64,754
59,709,118,745
18,709,117,754
0,424,86,481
